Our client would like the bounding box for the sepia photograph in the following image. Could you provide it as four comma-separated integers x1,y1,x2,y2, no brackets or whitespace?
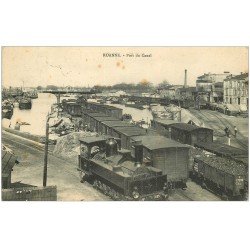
1,46,248,201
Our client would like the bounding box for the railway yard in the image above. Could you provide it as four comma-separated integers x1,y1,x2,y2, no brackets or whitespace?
2,95,248,201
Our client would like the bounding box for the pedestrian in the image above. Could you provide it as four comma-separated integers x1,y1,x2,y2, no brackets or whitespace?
14,121,20,131
234,126,238,138
224,127,228,136
224,127,230,137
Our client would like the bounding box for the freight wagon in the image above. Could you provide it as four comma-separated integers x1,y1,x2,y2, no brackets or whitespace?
170,123,213,145
87,113,113,132
63,102,83,116
130,135,190,188
112,126,147,149
100,120,134,136
195,141,248,167
84,102,123,119
151,118,179,137
192,153,247,200
93,116,120,134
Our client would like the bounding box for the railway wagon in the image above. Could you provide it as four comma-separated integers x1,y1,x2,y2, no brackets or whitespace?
97,104,123,119
87,113,112,132
64,102,83,116
130,135,190,188
195,141,248,167
84,102,123,119
170,123,213,145
112,126,147,149
82,111,100,127
151,118,179,137
93,116,120,134
78,136,169,200
192,154,247,200
100,120,134,136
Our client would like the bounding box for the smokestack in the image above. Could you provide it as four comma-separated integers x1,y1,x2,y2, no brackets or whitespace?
184,69,187,88
134,140,143,167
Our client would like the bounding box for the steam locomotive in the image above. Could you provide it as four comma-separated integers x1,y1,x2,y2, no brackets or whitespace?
78,136,169,201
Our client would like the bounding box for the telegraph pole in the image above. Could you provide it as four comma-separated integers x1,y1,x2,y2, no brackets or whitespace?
43,114,50,187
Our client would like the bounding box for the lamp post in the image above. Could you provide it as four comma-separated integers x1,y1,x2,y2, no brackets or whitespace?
43,113,50,187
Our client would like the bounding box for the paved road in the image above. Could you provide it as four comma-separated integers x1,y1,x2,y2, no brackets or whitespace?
2,130,110,201
2,130,221,201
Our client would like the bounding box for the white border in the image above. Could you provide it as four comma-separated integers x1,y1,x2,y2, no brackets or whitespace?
1,1,249,250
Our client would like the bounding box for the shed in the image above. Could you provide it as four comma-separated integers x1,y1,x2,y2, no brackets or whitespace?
131,135,190,184
2,145,18,189
170,123,213,145
112,126,147,149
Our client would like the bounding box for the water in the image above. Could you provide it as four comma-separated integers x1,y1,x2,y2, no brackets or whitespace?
2,94,153,136
2,93,57,136
108,103,153,122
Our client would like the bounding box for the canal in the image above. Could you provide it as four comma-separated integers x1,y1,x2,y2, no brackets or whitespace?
2,94,153,136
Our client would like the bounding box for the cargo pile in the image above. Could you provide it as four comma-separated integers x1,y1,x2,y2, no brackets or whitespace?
195,152,247,176
53,131,97,164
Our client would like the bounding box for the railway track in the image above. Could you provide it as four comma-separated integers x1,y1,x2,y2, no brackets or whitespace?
174,189,194,201
190,109,248,149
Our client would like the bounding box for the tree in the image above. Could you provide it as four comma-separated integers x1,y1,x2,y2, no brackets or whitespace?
37,86,43,90
46,85,58,90
157,80,171,89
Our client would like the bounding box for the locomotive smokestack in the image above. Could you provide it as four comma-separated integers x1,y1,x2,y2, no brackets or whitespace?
105,138,118,157
184,69,187,88
134,140,143,167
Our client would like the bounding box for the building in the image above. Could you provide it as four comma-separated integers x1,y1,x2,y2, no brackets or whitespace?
196,72,231,92
159,86,178,99
175,86,196,100
223,72,248,108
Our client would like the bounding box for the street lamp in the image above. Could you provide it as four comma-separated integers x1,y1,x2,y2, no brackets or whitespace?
43,112,51,187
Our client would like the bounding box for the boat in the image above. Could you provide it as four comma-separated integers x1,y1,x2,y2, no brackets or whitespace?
2,100,14,119
19,98,32,110
125,102,144,110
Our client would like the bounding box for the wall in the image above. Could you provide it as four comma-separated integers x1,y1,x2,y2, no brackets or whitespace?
2,186,57,201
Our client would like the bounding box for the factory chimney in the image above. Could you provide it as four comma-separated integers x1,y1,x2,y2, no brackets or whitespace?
134,140,143,168
184,69,187,88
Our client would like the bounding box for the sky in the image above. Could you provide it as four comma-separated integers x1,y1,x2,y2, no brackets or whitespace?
2,47,248,88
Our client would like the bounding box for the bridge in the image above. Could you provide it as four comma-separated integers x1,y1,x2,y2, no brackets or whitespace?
41,89,98,104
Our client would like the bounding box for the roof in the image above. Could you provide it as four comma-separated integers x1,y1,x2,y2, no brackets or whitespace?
113,126,147,137
79,135,120,144
131,135,190,151
104,105,123,111
2,145,18,174
226,73,248,81
153,118,180,126
94,116,119,122
101,120,134,127
170,123,212,132
88,113,109,118
195,142,248,157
